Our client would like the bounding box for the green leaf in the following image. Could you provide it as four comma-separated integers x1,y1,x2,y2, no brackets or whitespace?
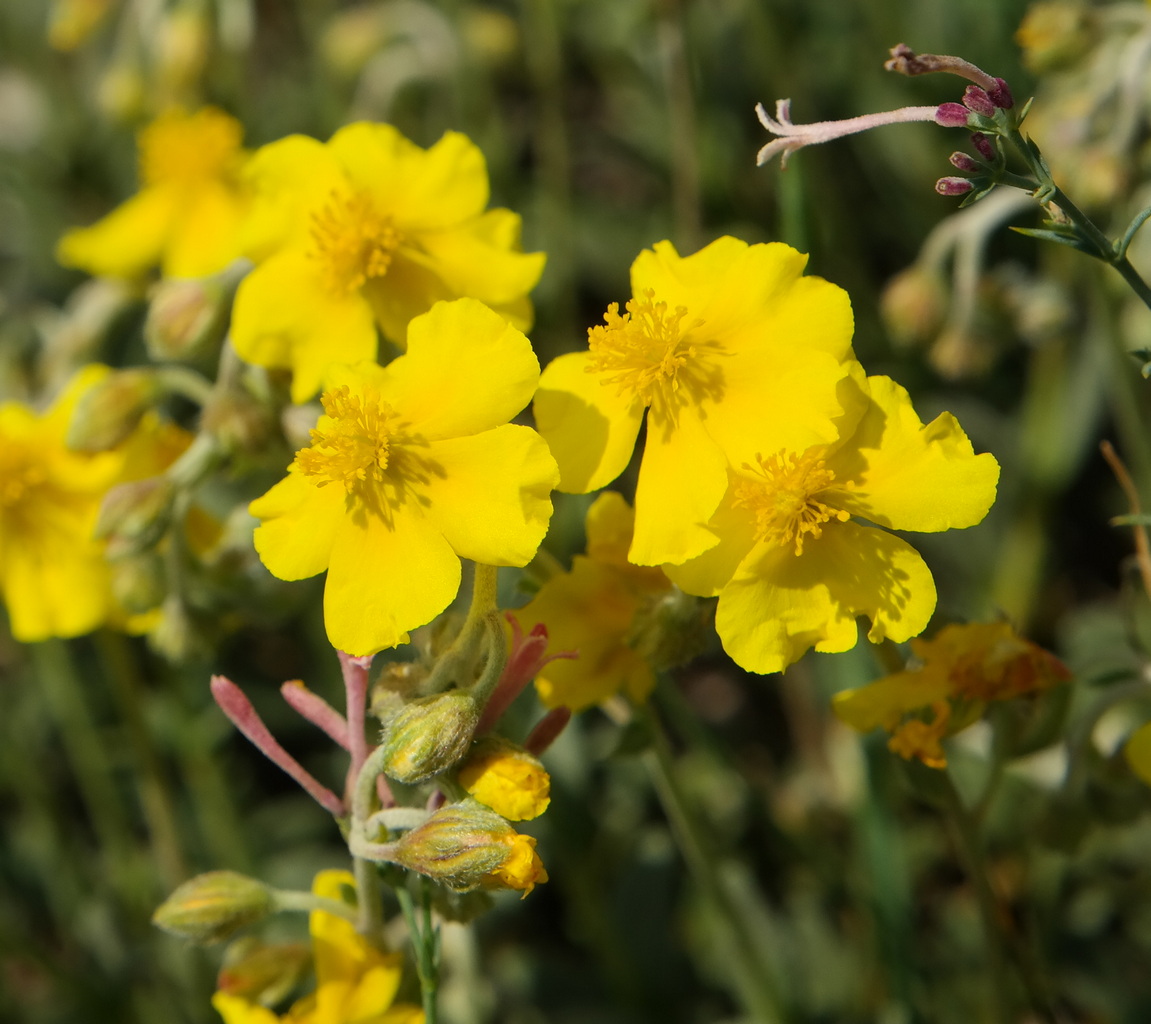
1010,225,1102,257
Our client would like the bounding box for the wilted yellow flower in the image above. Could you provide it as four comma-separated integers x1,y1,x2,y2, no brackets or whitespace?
249,299,558,656
458,736,551,821
230,122,545,402
484,832,548,897
534,236,854,566
58,107,249,280
211,869,423,1024
0,364,190,642
667,374,999,674
516,491,673,711
833,620,1070,768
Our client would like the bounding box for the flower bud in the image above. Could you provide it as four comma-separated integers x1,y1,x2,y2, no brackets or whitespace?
96,476,175,558
391,801,548,896
379,689,479,783
970,132,995,162
988,77,1014,110
458,737,551,822
216,936,311,1004
934,102,972,128
949,151,979,173
152,871,273,944
961,85,995,118
110,551,167,614
67,369,159,452
201,389,277,458
628,588,711,674
144,278,228,362
934,176,974,196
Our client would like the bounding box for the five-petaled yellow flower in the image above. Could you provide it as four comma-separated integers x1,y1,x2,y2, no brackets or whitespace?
533,236,855,567
0,364,191,642
58,107,249,280
211,869,424,1024
666,373,1000,675
249,298,558,657
515,491,672,711
230,122,546,402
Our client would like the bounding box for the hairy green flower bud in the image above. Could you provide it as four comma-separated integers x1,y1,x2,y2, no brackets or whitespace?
379,689,479,783
144,277,229,362
67,368,159,452
152,871,273,944
95,476,175,559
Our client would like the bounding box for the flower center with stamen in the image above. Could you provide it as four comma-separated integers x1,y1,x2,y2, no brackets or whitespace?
734,448,850,555
308,190,402,295
586,289,699,406
294,385,398,496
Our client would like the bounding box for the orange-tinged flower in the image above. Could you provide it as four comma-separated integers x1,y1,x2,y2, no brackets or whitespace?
57,107,249,280
515,491,673,711
211,869,424,1024
230,122,545,403
533,236,855,567
834,620,1070,768
249,298,558,656
0,364,192,642
458,736,551,821
666,374,999,675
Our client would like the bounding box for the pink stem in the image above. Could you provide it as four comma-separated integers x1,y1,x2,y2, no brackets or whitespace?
210,675,345,817
525,707,572,756
281,679,350,750
337,651,394,809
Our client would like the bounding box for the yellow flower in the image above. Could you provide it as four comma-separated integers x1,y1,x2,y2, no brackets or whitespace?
249,298,558,656
533,236,855,566
211,869,424,1024
0,364,191,642
57,107,249,280
833,621,1070,768
515,491,673,711
230,122,545,403
483,832,549,897
667,374,1000,674
458,736,551,821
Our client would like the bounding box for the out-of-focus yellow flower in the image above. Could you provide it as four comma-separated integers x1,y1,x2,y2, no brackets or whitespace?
211,869,424,1024
249,299,558,656
533,236,854,567
48,0,116,51
230,122,545,403
57,107,249,280
666,374,999,675
458,736,551,821
0,364,191,642
833,621,1070,768
515,491,672,711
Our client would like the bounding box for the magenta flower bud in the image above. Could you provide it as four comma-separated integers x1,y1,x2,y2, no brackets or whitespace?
949,151,979,172
962,86,995,118
934,102,971,128
935,176,975,196
971,132,995,161
988,77,1014,109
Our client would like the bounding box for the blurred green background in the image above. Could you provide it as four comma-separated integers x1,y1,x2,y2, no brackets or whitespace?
8,1,1151,1022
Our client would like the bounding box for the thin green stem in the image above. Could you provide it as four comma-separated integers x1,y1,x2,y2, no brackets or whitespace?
424,563,502,694
397,881,440,1024
640,703,787,1024
270,888,361,924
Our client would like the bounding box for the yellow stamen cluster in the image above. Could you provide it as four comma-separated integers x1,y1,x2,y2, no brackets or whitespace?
586,289,698,405
734,448,849,555
294,385,397,494
308,190,402,295
887,702,951,769
139,108,243,186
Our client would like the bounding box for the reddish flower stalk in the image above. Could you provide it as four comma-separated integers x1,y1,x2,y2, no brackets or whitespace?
476,615,578,734
280,679,350,750
210,674,345,816
338,651,373,778
525,707,572,756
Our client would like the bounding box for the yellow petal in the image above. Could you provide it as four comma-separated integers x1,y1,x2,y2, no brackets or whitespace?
715,521,937,675
250,472,345,581
381,298,540,439
662,485,758,596
56,184,177,279
420,426,557,566
161,180,247,278
323,502,461,655
330,124,488,231
2,536,111,642
230,248,379,403
830,375,1000,532
832,670,951,733
630,406,727,566
418,211,545,306
210,992,282,1024
584,490,637,568
1125,720,1151,788
533,351,645,494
